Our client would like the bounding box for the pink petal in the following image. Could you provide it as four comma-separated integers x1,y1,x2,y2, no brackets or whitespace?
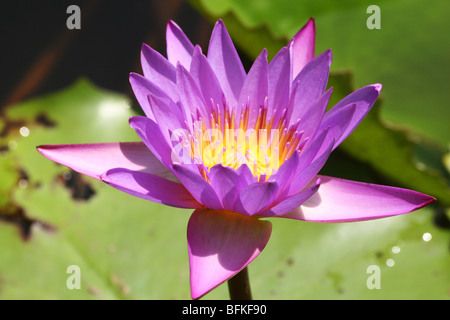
207,19,246,106
101,168,202,209
290,18,316,80
36,142,174,181
166,20,194,69
287,176,436,222
187,209,272,299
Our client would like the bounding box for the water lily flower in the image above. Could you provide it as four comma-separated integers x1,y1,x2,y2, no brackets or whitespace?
37,18,435,299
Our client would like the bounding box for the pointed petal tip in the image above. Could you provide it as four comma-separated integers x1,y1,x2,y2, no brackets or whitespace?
373,83,383,93
326,86,334,95
36,144,60,157
324,48,333,61
295,176,437,223
128,115,137,127
99,171,108,182
128,71,139,81
415,193,436,209
292,17,316,41
302,18,316,34
189,264,251,300
36,144,59,158
128,115,147,130
36,144,53,158
211,19,226,33
141,42,149,50
167,19,177,28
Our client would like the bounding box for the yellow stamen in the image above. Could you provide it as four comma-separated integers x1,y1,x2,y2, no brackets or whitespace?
183,98,304,181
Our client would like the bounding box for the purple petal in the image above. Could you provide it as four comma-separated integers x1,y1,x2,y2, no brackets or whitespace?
208,20,246,106
323,84,382,149
317,103,357,153
147,94,184,141
283,133,334,197
268,46,291,117
301,87,332,139
261,177,321,217
267,150,300,190
187,209,272,299
166,20,194,69
234,181,279,216
290,18,316,80
287,50,332,124
286,176,436,222
101,168,202,209
281,127,330,189
129,73,171,119
209,164,253,211
235,164,257,184
238,49,268,128
289,86,332,136
269,129,330,200
189,45,224,114
37,142,174,181
129,116,174,168
172,164,222,210
176,63,208,129
140,43,178,98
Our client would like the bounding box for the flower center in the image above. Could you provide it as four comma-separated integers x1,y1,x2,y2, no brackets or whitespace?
173,97,305,181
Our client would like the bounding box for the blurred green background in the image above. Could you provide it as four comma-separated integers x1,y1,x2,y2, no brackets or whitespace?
0,0,448,299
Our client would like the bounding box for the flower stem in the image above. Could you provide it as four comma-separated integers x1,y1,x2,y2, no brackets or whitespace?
227,266,252,300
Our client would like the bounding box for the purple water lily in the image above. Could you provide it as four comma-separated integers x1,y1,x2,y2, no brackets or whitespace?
37,19,435,299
